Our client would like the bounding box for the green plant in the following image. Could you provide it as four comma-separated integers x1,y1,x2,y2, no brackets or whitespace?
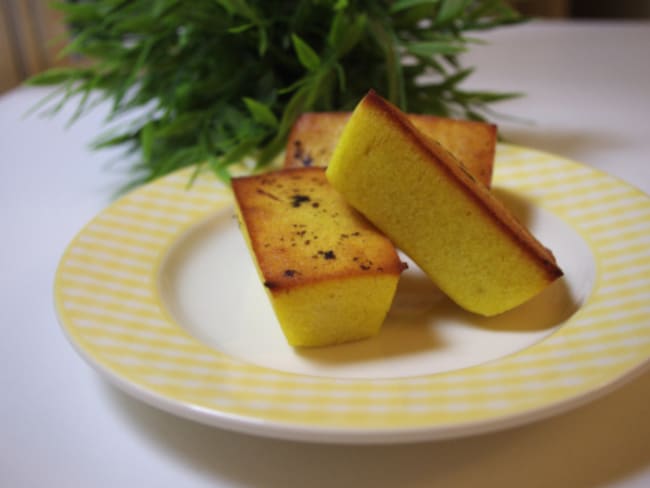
30,0,523,189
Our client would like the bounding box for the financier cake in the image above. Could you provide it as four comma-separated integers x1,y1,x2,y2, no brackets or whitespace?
326,91,563,316
232,167,406,347
284,112,496,187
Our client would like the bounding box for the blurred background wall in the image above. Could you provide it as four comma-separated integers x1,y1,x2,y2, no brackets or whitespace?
1,0,649,95
517,0,650,18
1,1,68,94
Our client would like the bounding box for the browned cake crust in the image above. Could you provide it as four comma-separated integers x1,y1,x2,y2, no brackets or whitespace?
285,112,349,168
407,114,496,186
231,167,406,292
284,111,496,187
363,90,563,281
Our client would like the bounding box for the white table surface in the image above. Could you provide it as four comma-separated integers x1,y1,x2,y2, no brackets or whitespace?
1,20,649,488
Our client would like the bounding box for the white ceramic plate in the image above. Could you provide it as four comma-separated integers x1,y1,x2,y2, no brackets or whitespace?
54,145,650,443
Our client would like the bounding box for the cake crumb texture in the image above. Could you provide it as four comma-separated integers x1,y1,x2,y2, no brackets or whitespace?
326,91,563,316
232,167,404,346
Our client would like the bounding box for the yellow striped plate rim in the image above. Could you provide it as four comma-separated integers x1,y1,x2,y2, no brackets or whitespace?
53,145,650,443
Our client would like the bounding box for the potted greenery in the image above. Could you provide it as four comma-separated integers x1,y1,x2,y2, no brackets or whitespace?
30,0,523,188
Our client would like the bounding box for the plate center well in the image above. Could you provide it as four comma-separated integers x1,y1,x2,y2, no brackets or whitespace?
160,196,595,379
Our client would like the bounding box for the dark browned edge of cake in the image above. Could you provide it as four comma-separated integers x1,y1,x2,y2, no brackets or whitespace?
361,90,563,281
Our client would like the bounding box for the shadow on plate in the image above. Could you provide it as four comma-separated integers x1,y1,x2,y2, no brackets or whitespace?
297,266,576,367
293,261,448,365
297,185,579,365
431,277,576,333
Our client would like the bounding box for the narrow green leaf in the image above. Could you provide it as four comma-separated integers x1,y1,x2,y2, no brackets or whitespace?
111,41,153,112
154,113,205,137
258,26,268,55
215,0,259,19
153,0,180,18
27,68,90,86
277,77,309,95
141,122,154,162
406,41,467,57
291,34,321,71
464,109,487,122
243,97,278,127
368,19,406,108
92,132,136,150
436,0,472,25
435,67,474,89
186,160,207,189
223,136,265,166
213,0,236,15
327,11,346,49
455,90,523,103
328,13,367,58
425,98,452,117
465,7,526,31
228,23,254,33
334,62,346,92
23,84,68,118
67,78,101,127
465,0,524,27
256,80,321,168
334,0,348,10
209,157,233,184
151,146,203,180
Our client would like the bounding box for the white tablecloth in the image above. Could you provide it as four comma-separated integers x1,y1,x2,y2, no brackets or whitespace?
1,20,649,488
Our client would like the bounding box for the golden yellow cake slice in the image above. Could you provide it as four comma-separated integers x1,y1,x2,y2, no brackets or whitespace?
285,111,496,187
326,91,563,316
231,167,406,347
